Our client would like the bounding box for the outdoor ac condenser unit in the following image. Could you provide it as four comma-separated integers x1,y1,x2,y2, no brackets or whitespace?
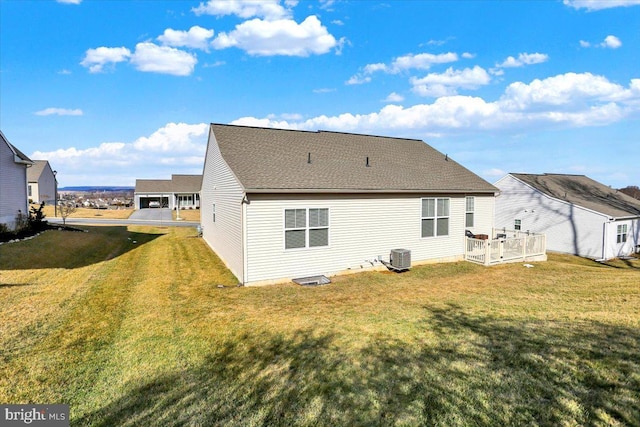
390,249,411,270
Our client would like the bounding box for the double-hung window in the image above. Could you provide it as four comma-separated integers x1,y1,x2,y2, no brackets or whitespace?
421,198,449,237
617,224,628,244
465,196,474,228
514,219,522,231
285,208,329,249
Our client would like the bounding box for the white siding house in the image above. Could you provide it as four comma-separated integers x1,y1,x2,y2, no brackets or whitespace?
495,173,640,260
201,124,498,286
27,160,57,204
134,175,202,210
1,131,34,230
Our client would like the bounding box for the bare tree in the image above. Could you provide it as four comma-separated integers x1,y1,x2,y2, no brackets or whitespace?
620,186,640,201
58,202,77,226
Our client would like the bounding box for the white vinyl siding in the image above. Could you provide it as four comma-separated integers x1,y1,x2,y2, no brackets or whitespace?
244,194,494,284
0,138,30,230
495,174,617,259
421,198,449,238
200,129,245,283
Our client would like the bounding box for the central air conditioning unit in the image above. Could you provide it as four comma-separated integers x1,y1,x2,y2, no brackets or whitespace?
390,249,411,270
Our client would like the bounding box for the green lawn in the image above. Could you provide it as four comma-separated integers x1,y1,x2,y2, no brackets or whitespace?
1,226,639,426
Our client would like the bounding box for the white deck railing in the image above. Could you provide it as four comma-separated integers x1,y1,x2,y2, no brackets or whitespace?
465,229,546,266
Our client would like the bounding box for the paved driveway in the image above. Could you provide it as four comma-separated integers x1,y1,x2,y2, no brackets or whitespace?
129,208,173,221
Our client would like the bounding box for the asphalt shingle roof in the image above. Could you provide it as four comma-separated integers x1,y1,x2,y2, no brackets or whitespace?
27,160,50,181
211,124,497,194
134,175,202,193
512,173,640,219
135,179,173,193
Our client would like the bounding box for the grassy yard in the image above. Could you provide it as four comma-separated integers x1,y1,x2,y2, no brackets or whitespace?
39,205,134,220
0,226,638,426
173,209,200,222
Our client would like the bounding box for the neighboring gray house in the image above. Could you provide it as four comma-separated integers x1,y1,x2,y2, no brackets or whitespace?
134,174,202,210
27,160,57,205
201,124,498,286
1,131,34,230
495,173,640,260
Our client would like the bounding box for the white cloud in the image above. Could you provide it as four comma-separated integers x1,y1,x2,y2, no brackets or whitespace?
157,26,215,51
80,46,131,73
564,0,640,10
389,52,459,73
232,72,640,136
34,108,83,116
484,168,508,178
347,52,459,86
497,52,549,68
313,88,336,93
580,35,622,49
31,123,209,186
212,15,337,56
411,66,491,97
346,75,371,85
129,42,197,76
192,0,291,20
57,0,81,4
602,35,622,49
384,92,405,103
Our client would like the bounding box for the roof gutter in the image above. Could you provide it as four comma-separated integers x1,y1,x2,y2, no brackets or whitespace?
244,188,498,195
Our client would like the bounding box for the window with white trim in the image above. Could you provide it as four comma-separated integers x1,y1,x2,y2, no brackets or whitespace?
465,196,474,228
421,198,449,237
514,219,522,231
285,208,329,249
617,224,627,243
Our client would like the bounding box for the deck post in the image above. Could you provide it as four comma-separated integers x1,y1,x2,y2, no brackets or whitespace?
484,240,491,266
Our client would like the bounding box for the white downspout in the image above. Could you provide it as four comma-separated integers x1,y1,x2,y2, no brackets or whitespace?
602,220,609,261
241,195,249,285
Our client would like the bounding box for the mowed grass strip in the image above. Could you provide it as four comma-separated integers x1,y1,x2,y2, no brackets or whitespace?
39,205,134,220
1,227,639,426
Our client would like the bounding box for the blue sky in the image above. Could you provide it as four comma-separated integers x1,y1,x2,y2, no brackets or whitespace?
1,0,639,188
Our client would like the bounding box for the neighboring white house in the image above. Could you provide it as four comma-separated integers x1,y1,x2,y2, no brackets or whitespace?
1,131,34,230
27,160,57,205
495,173,640,260
200,124,498,286
134,174,202,210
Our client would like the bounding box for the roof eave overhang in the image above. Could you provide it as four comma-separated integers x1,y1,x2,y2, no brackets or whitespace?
14,155,34,166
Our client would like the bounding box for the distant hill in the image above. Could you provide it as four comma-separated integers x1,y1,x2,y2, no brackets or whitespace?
59,186,134,192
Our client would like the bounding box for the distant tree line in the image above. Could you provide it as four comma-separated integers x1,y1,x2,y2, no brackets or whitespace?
619,186,640,200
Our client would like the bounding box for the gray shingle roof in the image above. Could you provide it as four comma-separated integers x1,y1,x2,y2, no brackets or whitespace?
135,179,173,193
171,174,202,192
211,124,497,194
512,173,640,218
135,175,202,193
1,131,33,164
27,160,50,181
